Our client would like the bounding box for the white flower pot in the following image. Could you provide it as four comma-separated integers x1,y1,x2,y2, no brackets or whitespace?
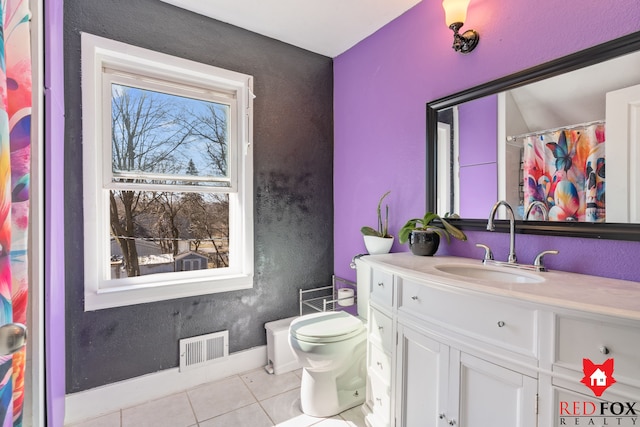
363,235,394,255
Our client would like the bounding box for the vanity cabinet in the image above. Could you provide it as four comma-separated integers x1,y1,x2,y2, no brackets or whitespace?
358,253,640,427
396,324,538,427
450,350,537,427
395,324,448,426
397,277,538,361
552,312,640,388
395,278,538,427
363,263,395,427
367,306,394,426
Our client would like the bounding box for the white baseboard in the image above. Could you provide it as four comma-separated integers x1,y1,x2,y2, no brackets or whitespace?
64,345,267,425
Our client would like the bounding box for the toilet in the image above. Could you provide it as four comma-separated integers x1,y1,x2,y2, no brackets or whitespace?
289,310,367,417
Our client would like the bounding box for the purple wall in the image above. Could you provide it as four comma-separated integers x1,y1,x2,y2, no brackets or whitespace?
458,96,497,166
458,95,498,218
334,0,640,282
44,0,66,424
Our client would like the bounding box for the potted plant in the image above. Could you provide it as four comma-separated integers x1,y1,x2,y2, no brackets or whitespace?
398,212,466,256
361,191,394,254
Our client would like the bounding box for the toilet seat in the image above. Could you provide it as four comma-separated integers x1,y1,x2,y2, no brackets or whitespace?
290,311,364,343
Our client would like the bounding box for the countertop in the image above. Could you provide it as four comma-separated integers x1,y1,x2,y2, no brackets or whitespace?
361,253,640,321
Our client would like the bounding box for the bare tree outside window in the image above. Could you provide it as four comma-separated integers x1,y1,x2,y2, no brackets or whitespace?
109,84,231,279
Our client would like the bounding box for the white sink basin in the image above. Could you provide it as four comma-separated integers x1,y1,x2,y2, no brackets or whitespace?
435,264,544,284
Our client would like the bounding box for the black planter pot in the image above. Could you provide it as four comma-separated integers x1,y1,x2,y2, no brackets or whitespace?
409,230,440,256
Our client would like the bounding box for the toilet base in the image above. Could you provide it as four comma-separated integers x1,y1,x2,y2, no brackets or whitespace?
298,350,366,417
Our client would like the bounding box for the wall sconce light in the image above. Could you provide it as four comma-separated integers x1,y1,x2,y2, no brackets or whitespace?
442,0,479,54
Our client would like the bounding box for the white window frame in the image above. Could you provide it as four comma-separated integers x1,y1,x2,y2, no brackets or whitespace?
81,33,254,311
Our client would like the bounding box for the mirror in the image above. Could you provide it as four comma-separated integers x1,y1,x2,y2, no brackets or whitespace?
427,30,640,240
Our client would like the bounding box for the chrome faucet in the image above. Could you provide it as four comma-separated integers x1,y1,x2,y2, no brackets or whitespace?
487,200,517,263
534,250,559,271
525,201,549,221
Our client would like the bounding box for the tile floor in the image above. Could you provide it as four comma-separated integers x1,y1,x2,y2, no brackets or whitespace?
65,368,367,427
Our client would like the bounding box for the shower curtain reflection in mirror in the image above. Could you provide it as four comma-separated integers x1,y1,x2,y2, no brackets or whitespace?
520,122,606,222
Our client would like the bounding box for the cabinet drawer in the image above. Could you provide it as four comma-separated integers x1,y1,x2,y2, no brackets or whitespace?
369,343,392,382
398,279,537,356
555,315,640,385
370,269,393,307
369,307,393,352
369,370,391,421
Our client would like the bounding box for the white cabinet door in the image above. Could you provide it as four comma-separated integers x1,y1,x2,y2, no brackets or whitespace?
452,351,538,427
396,323,449,427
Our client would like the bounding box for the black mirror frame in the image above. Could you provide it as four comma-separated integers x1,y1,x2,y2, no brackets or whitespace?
426,30,640,241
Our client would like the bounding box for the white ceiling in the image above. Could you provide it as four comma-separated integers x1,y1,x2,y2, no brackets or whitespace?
158,0,640,133
159,0,422,57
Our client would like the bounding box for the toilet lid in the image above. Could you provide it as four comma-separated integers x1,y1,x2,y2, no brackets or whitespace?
290,311,364,343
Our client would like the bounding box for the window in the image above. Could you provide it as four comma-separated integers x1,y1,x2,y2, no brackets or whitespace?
82,33,254,310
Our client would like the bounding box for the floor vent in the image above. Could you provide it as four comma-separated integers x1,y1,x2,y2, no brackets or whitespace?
179,331,229,372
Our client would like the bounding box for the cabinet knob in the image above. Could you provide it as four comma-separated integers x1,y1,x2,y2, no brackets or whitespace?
411,295,419,301
439,413,446,420
377,361,383,369
378,326,384,331
599,345,610,355
377,282,384,287
449,421,456,426
497,321,505,328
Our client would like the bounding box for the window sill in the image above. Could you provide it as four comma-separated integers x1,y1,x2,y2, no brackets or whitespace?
84,274,253,311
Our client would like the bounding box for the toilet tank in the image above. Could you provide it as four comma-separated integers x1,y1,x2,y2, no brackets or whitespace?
264,316,301,375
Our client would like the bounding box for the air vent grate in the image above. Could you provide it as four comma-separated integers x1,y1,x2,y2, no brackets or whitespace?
179,331,229,372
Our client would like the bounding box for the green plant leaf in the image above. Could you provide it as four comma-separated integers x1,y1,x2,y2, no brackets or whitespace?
377,191,391,236
398,218,420,244
398,228,411,244
421,212,438,226
440,217,467,241
399,212,466,245
361,226,381,237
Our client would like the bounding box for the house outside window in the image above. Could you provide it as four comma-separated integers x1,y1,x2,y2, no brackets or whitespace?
82,33,254,310
183,259,200,271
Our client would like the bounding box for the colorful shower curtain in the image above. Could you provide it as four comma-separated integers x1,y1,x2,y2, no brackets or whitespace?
0,0,32,425
523,123,605,222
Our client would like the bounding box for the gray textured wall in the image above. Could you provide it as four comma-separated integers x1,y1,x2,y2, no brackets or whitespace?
64,0,334,393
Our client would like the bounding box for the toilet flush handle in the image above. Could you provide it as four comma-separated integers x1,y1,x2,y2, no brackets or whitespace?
0,323,26,356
